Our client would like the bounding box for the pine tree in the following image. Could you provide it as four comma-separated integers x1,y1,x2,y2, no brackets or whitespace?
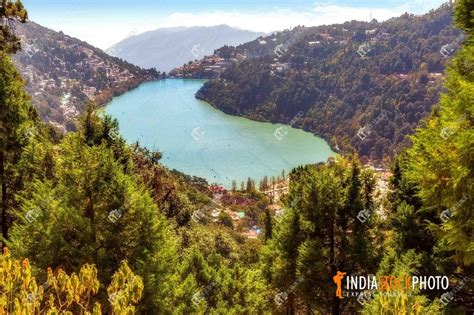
0,52,35,249
267,158,378,314
8,123,180,312
246,177,254,192
405,0,473,267
264,207,272,241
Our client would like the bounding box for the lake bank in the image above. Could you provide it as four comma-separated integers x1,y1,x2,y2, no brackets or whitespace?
105,79,335,187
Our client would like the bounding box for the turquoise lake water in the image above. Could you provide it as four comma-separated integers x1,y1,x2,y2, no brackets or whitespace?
105,79,334,187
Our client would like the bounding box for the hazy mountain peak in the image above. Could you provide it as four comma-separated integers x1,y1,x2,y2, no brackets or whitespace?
106,25,264,71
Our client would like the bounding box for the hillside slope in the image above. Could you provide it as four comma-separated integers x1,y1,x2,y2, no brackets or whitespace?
106,25,264,72
12,21,161,131
195,4,462,164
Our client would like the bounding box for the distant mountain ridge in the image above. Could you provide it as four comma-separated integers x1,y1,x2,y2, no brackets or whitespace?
106,25,264,72
12,21,161,131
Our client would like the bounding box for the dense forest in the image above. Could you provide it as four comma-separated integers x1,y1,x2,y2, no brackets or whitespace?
197,4,462,164
0,0,473,314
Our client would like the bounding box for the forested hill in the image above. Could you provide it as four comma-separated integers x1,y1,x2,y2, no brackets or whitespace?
11,21,161,132
196,3,462,164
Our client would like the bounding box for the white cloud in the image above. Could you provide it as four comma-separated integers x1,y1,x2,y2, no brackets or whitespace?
34,1,446,49
155,1,445,33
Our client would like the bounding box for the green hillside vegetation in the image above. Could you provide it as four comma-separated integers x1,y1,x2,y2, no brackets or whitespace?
11,21,162,132
197,4,462,164
0,0,472,314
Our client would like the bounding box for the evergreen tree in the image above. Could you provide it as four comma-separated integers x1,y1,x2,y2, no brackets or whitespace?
266,158,379,314
8,125,180,312
0,52,35,248
264,207,272,241
246,177,254,192
397,1,474,310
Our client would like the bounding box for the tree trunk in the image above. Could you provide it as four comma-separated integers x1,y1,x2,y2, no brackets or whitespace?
330,215,340,315
1,150,7,250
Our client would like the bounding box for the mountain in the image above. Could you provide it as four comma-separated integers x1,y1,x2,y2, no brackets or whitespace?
189,4,462,164
11,21,161,131
106,25,264,72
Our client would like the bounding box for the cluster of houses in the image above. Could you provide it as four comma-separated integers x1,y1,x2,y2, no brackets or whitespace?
204,183,288,239
171,55,237,78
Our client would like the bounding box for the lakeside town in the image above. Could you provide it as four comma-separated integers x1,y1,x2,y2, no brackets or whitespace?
197,161,392,240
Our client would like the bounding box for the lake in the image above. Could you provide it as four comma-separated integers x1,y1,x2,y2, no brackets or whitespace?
105,79,334,187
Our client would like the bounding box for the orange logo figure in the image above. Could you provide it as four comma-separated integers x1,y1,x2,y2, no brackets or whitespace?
333,271,346,299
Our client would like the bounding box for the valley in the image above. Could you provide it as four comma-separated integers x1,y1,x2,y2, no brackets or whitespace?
0,0,472,314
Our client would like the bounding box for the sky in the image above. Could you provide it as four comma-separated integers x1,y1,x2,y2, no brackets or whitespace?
23,0,448,50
